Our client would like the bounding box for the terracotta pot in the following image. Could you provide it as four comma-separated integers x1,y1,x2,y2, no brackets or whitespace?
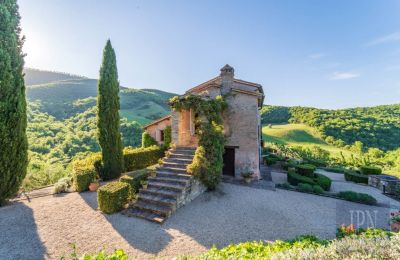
391,222,400,232
89,182,99,192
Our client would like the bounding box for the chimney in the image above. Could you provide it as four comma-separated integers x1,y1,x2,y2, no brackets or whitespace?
220,64,234,94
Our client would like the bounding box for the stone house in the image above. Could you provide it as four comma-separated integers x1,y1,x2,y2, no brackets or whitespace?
144,65,264,179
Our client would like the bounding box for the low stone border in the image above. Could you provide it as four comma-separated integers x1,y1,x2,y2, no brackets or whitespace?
275,184,391,208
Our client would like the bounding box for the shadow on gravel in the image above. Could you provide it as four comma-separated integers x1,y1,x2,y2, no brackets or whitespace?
0,202,47,259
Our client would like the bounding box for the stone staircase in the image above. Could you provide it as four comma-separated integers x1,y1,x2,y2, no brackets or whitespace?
124,146,205,223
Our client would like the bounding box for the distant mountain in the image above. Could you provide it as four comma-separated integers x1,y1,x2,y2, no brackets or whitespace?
24,68,176,124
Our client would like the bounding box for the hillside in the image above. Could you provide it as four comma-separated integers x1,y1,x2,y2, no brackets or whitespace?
24,68,176,122
261,105,400,151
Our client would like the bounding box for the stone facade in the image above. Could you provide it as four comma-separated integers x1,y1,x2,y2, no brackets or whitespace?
143,115,171,145
145,65,264,179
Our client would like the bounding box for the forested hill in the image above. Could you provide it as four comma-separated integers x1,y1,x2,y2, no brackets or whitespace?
24,68,176,123
260,105,400,151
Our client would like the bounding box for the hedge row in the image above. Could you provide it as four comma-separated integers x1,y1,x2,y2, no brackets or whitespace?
337,191,377,205
71,154,100,192
344,170,369,184
123,145,164,172
288,170,332,191
120,170,149,197
296,164,316,178
97,182,130,214
360,166,382,175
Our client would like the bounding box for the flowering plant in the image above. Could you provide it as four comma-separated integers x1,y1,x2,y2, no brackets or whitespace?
336,224,356,238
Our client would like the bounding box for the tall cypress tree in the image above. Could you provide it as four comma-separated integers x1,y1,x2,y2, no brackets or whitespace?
97,40,124,180
0,0,28,205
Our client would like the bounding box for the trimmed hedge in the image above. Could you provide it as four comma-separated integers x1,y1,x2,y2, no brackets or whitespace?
344,170,369,184
120,170,149,196
313,185,324,194
298,183,313,193
98,182,130,214
283,160,299,171
337,191,377,205
265,157,278,166
72,157,97,192
296,164,316,177
360,166,382,175
123,145,164,172
288,171,331,191
304,159,327,167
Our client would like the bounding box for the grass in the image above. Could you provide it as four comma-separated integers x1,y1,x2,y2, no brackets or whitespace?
262,124,352,157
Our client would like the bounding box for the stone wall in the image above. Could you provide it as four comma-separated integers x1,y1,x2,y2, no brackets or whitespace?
144,117,171,145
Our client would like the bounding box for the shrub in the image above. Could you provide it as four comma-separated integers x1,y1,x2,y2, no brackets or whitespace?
337,191,377,205
315,174,332,191
282,159,298,170
72,159,96,192
119,170,148,198
123,145,164,172
313,185,324,194
296,164,316,177
141,131,158,148
264,157,278,166
298,183,313,193
288,171,331,191
322,166,346,173
288,170,315,187
53,176,72,194
304,159,327,167
98,182,129,214
162,125,172,149
344,170,369,184
360,165,382,175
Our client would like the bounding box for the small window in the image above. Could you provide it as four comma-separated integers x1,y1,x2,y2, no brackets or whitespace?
160,130,164,142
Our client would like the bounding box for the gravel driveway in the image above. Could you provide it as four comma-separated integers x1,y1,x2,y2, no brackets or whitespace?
0,182,395,259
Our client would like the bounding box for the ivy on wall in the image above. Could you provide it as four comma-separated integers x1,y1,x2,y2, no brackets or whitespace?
169,95,227,189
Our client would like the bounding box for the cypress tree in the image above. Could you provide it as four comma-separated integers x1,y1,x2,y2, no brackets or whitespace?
97,40,124,180
0,0,28,205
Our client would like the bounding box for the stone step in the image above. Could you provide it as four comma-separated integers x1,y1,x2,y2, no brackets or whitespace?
162,162,188,169
138,193,176,207
168,153,194,160
173,147,196,152
157,166,188,174
140,186,181,199
168,149,195,155
155,171,192,180
123,207,166,223
133,200,172,217
148,181,186,192
163,157,193,164
149,176,189,186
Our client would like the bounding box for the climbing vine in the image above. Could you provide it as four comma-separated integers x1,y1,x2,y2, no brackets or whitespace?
169,95,227,189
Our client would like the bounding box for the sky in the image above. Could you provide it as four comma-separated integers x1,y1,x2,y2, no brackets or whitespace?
19,0,400,108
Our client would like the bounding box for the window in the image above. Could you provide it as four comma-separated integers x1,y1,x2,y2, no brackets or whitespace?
160,130,164,142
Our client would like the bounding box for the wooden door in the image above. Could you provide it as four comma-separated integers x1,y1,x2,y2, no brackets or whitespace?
223,147,235,176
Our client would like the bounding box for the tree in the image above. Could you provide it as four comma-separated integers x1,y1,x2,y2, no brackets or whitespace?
0,0,28,205
97,40,124,180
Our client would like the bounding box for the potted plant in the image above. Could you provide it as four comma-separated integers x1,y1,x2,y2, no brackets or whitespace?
390,210,400,232
89,180,100,192
241,172,253,184
140,180,148,189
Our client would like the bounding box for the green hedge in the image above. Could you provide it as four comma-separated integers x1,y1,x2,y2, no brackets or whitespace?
298,183,313,193
265,157,279,166
120,170,149,197
283,160,299,171
304,159,327,167
313,185,324,194
360,166,382,175
98,182,130,214
72,157,97,192
296,164,316,177
344,170,369,184
337,191,377,205
123,145,164,172
288,171,331,191
142,132,158,148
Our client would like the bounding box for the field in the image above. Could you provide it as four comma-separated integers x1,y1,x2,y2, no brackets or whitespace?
262,124,352,157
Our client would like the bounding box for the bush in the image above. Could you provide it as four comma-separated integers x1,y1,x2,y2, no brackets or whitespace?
98,182,129,214
322,166,346,173
315,174,332,191
123,145,164,172
141,132,158,148
282,159,298,170
337,191,377,205
344,170,369,184
288,171,331,191
313,185,324,194
265,157,278,166
162,125,172,149
53,176,72,194
120,170,148,198
360,165,382,175
296,164,316,177
304,159,327,167
72,159,96,192
298,183,313,193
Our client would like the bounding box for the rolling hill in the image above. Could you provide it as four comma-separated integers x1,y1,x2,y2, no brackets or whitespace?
24,68,176,123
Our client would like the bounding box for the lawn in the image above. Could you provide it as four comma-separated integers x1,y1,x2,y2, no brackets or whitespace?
262,124,352,157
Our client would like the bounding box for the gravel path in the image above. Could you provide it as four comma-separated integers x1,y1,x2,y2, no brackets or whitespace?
0,182,395,259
